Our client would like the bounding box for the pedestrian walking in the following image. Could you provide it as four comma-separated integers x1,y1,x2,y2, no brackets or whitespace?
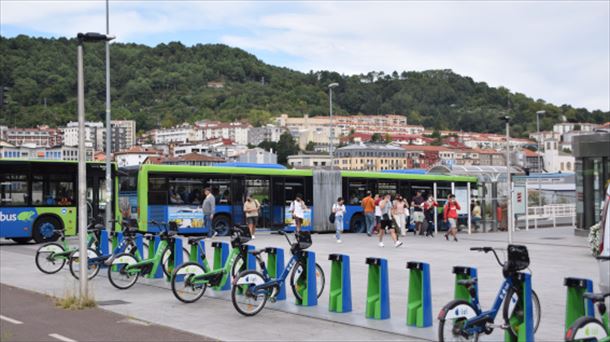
412,191,425,235
472,201,482,231
374,194,382,235
392,194,407,236
423,194,438,237
332,197,346,243
443,194,461,241
202,187,216,238
378,194,403,248
243,195,260,239
361,191,375,236
290,193,307,233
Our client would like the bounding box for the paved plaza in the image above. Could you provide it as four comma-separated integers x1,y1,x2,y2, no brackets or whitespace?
0,227,599,341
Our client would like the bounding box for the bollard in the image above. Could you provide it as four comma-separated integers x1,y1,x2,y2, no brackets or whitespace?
365,257,390,320
406,261,433,328
328,254,352,313
212,241,230,290
564,277,594,332
453,266,478,303
505,272,535,342
169,237,185,282
99,230,110,256
294,250,318,306
265,247,286,301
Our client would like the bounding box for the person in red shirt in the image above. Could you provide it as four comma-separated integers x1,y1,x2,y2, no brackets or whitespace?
443,194,461,241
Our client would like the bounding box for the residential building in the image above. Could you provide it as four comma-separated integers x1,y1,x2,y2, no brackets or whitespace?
287,153,332,168
402,145,447,168
543,138,575,173
63,121,104,150
0,143,93,161
114,146,162,167
4,126,62,147
515,148,543,173
194,120,251,145
553,122,600,135
247,124,283,145
163,152,225,166
335,143,407,171
111,120,136,149
237,147,277,164
277,114,418,137
477,149,506,166
151,124,196,144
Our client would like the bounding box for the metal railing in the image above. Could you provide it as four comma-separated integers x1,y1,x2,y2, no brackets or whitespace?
523,203,576,229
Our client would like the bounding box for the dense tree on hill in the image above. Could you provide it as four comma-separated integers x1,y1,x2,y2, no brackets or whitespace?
0,35,607,137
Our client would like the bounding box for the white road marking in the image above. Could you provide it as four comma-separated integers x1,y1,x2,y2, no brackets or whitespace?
0,314,23,324
49,333,78,342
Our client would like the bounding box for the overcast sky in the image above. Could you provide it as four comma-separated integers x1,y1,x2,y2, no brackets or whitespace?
2,1,609,111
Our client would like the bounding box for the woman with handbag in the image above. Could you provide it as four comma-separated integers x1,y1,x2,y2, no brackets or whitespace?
331,197,346,243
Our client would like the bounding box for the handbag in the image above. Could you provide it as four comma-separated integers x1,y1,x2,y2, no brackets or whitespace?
329,212,336,224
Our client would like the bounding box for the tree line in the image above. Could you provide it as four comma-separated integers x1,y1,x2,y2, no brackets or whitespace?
1,35,607,137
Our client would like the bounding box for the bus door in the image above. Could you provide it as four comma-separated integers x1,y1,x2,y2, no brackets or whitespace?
244,177,271,229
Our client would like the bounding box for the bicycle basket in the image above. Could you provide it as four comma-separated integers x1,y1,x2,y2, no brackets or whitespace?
507,244,529,271
295,231,312,250
230,225,251,247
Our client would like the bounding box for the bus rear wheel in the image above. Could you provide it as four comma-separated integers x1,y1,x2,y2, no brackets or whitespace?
32,216,61,243
12,238,32,244
213,215,231,236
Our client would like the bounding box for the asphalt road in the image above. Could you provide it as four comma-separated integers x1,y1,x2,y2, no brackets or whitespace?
0,284,209,342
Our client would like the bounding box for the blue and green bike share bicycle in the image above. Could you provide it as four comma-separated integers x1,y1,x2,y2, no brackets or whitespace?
107,221,189,290
68,219,149,280
170,225,253,303
437,245,541,341
231,230,326,316
34,222,102,274
565,256,610,342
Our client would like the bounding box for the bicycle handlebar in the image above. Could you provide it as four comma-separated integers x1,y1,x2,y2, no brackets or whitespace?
471,246,504,267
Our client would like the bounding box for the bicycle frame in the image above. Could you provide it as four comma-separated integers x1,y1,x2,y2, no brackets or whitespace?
187,247,242,287
43,232,97,261
89,235,144,265
460,276,516,335
123,238,169,276
247,253,300,296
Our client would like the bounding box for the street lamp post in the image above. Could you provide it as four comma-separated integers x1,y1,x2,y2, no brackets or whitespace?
500,115,513,243
328,83,339,170
76,32,114,301
104,0,113,232
535,110,545,213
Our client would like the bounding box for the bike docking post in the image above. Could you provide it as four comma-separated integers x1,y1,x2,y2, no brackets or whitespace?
189,239,206,265
145,235,164,279
406,261,432,328
99,230,111,268
235,245,257,295
563,277,594,332
295,250,318,306
365,257,390,320
212,241,230,291
453,266,478,303
328,254,352,313
505,273,535,342
110,231,125,272
265,247,286,301
169,237,185,282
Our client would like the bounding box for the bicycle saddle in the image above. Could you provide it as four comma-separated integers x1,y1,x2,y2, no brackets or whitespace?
87,224,105,232
583,292,610,303
188,236,206,244
248,249,265,256
457,278,478,286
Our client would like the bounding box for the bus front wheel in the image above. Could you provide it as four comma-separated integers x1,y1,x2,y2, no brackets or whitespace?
350,214,366,234
213,215,231,236
32,216,61,243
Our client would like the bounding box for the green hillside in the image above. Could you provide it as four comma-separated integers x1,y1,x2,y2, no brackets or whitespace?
1,35,607,137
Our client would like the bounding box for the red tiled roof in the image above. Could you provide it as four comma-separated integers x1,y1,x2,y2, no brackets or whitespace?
114,146,160,155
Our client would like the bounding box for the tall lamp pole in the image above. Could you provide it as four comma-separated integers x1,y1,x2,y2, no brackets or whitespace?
76,32,114,300
328,82,339,170
500,115,513,243
535,110,545,209
104,0,113,232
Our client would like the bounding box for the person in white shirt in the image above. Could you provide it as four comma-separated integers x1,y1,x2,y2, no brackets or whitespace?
332,197,346,243
290,193,307,233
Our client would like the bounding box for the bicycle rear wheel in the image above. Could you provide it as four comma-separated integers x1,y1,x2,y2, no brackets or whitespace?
231,270,268,316
69,248,101,280
565,316,608,341
161,246,190,278
502,288,541,338
171,262,207,303
35,243,66,274
290,262,325,302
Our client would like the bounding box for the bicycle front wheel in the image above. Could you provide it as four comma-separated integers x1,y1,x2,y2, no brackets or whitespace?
161,246,190,278
69,248,101,280
231,270,268,316
502,288,541,338
290,262,325,302
171,262,207,303
438,299,480,342
565,316,608,341
35,242,66,274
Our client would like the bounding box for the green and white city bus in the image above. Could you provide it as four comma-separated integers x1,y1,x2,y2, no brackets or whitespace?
131,164,477,235
0,159,120,243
